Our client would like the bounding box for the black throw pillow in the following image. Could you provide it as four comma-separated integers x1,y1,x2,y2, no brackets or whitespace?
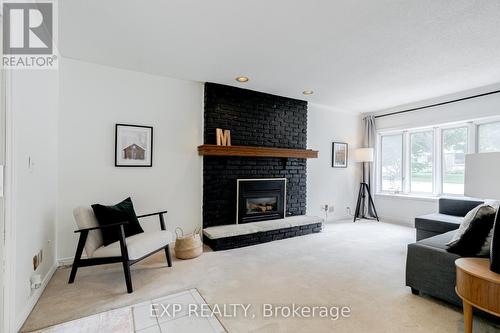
491,209,500,273
446,204,496,256
91,197,144,246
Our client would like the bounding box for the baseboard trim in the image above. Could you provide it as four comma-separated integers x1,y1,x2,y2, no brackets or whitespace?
322,215,351,223
15,263,57,332
58,255,87,267
379,216,414,227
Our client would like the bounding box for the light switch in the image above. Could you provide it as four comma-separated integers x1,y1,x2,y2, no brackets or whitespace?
28,156,34,173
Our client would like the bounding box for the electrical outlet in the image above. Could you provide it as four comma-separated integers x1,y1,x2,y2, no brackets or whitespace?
33,249,43,271
320,204,328,212
31,274,42,290
328,205,335,213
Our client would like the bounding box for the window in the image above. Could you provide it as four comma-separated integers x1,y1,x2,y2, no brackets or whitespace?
410,131,434,193
378,119,500,196
442,127,468,194
381,134,403,192
478,121,500,152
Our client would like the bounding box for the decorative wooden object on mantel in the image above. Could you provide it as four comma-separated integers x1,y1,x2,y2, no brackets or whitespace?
216,128,231,146
198,144,318,159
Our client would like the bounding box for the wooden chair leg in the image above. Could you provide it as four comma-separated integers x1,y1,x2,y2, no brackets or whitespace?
165,244,172,267
69,231,88,284
122,261,133,293
118,225,133,293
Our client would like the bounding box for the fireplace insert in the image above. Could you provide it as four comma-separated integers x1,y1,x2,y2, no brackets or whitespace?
237,178,286,224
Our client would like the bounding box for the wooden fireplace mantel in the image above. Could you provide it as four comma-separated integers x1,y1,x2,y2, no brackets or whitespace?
197,144,318,159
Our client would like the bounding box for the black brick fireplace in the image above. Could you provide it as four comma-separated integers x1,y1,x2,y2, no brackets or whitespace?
203,83,308,229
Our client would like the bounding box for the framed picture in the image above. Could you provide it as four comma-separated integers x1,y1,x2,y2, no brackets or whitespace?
332,142,348,168
115,124,153,167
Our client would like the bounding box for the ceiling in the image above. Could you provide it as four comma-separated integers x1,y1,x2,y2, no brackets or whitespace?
59,0,500,113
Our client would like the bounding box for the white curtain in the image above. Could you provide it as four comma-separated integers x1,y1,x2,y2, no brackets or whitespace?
362,115,376,217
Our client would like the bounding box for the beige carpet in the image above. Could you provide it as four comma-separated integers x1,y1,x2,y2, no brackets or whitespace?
32,289,225,332
22,220,499,333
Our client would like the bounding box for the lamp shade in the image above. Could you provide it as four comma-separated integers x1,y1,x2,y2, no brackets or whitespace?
354,148,374,162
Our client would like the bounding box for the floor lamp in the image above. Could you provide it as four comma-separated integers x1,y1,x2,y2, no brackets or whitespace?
353,148,379,222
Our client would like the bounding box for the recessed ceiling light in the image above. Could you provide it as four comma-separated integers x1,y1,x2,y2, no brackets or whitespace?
235,76,249,83
302,90,314,95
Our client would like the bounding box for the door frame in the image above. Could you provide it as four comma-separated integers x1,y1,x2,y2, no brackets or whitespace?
0,8,15,332
2,66,15,333
0,66,4,333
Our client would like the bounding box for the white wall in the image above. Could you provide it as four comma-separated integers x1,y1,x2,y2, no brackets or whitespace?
8,69,58,331
374,88,500,131
57,58,203,261
375,195,437,226
307,104,361,222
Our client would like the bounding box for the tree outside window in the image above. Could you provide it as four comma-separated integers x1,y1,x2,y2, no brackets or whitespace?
410,131,433,193
442,127,467,194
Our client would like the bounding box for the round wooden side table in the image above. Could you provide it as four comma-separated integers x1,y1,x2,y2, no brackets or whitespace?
455,258,500,333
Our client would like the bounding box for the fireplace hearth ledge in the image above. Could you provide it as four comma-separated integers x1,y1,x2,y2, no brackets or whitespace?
204,215,322,239
202,215,323,250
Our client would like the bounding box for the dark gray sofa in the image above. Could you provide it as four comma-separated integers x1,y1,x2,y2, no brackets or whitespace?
406,197,484,307
414,197,484,241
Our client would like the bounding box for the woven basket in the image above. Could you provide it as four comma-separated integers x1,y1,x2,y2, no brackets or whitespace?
174,227,203,260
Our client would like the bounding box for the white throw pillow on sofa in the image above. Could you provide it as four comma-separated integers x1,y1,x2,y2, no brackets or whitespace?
447,204,491,245
446,203,496,255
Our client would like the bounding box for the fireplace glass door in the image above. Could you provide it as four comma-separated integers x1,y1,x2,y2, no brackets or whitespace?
246,197,278,215
237,179,286,224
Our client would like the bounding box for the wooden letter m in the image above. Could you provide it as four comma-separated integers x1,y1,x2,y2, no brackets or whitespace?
216,128,231,146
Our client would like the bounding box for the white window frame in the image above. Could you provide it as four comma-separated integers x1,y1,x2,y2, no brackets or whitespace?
476,119,500,153
377,133,404,193
440,125,469,196
376,117,500,198
408,128,436,195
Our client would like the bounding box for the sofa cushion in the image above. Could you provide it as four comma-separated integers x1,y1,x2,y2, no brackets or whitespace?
478,200,500,256
438,197,484,217
415,213,463,234
73,207,104,258
91,197,144,246
92,230,173,260
417,230,456,250
491,209,500,273
406,231,462,306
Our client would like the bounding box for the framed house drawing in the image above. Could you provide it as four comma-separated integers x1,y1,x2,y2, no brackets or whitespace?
115,124,153,167
332,142,348,168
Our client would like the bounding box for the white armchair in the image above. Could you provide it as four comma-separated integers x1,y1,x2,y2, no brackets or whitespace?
68,207,173,293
